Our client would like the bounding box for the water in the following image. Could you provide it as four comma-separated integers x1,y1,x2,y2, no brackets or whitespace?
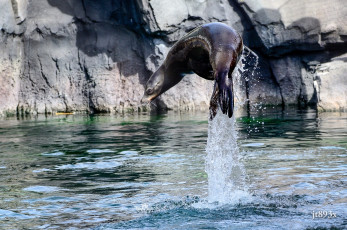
206,110,249,204
0,109,346,229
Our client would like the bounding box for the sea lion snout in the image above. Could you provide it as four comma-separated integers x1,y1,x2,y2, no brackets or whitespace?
140,87,158,104
140,94,154,104
140,96,149,104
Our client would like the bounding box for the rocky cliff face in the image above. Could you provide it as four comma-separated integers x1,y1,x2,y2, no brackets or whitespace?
0,0,346,116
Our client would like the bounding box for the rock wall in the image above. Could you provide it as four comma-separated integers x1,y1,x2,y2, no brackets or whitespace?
0,0,346,116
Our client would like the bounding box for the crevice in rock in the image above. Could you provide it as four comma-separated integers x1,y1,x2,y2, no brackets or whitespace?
35,27,44,38
78,50,96,113
52,57,60,72
0,28,24,37
147,2,161,33
268,63,285,109
81,0,97,23
187,15,204,21
37,55,51,88
227,0,265,52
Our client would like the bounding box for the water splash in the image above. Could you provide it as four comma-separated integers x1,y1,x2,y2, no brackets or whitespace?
204,51,257,204
205,109,250,204
242,46,269,116
232,45,260,109
242,45,259,80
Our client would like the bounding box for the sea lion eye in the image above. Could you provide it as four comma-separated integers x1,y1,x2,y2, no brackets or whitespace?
146,88,153,95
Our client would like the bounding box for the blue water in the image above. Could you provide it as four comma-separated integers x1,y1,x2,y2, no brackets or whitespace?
0,109,346,229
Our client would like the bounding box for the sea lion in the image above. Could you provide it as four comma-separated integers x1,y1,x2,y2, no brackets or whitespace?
141,22,243,119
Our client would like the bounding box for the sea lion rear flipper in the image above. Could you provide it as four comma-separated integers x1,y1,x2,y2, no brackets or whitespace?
217,71,234,118
209,82,219,120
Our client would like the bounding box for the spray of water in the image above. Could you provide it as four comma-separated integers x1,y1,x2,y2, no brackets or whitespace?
204,46,258,204
205,109,249,204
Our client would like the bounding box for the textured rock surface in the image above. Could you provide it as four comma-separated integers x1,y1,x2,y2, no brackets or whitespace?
238,0,347,110
238,0,347,55
0,36,22,116
17,0,154,114
316,54,347,111
0,0,346,116
0,0,25,116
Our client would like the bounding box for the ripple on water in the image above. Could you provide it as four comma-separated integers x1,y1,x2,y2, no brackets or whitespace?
23,186,61,193
0,209,32,219
41,151,65,156
291,182,317,189
241,143,265,147
22,196,80,204
32,168,53,173
1,111,346,230
21,206,61,217
120,150,138,156
87,149,115,154
146,153,184,164
319,146,346,150
56,160,122,170
97,193,344,230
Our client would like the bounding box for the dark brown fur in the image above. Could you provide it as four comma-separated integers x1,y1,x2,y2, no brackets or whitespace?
141,22,243,119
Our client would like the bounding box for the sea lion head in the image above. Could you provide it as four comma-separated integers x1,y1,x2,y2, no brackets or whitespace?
141,63,185,104
142,64,173,104
141,66,165,104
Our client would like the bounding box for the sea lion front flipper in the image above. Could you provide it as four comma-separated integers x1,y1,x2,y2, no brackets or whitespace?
216,70,234,118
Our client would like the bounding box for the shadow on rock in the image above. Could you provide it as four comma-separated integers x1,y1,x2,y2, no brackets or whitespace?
46,0,152,81
250,8,322,56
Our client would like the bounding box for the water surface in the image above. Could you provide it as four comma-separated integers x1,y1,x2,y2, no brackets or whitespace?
0,109,346,229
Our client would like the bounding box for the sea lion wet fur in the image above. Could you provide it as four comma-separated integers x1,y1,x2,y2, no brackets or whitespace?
141,22,243,119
